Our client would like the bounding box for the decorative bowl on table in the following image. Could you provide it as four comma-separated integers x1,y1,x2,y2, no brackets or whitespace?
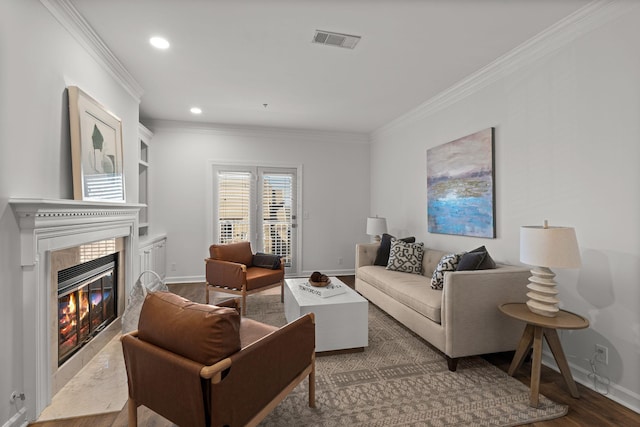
309,271,331,287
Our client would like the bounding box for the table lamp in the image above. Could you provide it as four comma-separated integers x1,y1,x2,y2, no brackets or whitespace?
520,220,581,317
366,216,387,242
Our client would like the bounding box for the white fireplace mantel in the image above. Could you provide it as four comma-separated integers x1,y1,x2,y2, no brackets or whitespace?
9,198,142,421
10,198,143,265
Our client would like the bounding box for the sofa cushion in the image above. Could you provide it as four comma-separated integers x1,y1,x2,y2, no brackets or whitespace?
422,249,448,278
431,253,463,290
386,239,424,274
374,233,416,266
209,241,253,267
138,291,241,365
358,266,442,323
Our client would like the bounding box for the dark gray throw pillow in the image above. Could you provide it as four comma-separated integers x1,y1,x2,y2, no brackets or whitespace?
374,233,416,266
456,251,486,271
252,253,281,269
456,246,496,271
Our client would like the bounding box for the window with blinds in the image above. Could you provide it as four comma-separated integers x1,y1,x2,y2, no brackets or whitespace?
217,171,252,244
262,173,293,267
212,164,298,273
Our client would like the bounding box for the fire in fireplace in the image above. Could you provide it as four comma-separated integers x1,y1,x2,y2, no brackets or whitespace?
58,254,117,366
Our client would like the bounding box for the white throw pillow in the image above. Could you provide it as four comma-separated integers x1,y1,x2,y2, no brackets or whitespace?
431,253,463,290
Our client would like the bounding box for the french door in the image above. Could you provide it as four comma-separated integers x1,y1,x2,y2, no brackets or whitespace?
212,165,298,274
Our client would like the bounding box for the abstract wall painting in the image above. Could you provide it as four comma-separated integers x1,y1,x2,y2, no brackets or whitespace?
68,86,125,202
427,128,495,238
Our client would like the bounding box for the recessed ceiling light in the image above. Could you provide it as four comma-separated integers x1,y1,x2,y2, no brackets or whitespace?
190,107,202,114
149,36,170,49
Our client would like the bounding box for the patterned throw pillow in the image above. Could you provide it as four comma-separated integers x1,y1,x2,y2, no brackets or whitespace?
386,239,424,275
374,234,416,266
431,253,463,290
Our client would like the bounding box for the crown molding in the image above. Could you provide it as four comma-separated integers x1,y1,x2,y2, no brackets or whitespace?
138,122,154,140
372,0,636,140
146,119,370,144
40,0,143,102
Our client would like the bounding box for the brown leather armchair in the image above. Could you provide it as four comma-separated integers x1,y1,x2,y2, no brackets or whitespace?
121,291,315,427
205,241,285,315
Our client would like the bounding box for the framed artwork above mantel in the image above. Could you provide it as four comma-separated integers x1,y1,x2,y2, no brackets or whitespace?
427,127,496,238
68,86,125,202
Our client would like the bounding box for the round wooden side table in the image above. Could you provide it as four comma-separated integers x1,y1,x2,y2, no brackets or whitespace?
499,302,589,408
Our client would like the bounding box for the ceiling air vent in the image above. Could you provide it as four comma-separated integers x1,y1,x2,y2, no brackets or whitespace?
312,30,361,49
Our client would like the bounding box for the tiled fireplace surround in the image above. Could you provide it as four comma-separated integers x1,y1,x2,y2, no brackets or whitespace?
10,199,140,421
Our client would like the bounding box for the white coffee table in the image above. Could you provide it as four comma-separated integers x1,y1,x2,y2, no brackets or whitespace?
284,277,368,353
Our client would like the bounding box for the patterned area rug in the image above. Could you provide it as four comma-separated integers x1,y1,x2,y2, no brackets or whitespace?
244,294,568,427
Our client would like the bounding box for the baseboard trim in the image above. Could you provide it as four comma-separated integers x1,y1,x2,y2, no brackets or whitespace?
541,352,640,414
165,271,356,285
165,275,204,284
2,408,27,427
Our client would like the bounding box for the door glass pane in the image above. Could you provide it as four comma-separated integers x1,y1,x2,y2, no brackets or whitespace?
218,171,252,243
262,173,293,267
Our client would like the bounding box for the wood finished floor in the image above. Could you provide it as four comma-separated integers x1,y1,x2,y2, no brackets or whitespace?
30,276,640,427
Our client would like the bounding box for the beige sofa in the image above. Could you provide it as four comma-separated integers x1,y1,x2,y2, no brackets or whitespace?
356,242,530,371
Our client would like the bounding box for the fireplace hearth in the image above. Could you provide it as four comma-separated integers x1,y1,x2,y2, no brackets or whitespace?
58,254,117,366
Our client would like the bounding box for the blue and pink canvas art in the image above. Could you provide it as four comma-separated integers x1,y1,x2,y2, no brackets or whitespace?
427,128,495,238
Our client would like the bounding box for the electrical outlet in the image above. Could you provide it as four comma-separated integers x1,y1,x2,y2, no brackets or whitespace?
595,344,608,365
338,257,343,265
170,263,176,271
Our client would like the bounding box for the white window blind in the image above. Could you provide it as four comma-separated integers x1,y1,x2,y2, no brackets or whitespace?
261,173,293,267
217,171,252,244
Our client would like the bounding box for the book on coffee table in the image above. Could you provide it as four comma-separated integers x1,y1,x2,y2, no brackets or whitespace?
298,280,347,298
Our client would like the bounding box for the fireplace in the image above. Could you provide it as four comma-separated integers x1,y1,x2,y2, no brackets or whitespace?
10,198,140,422
49,237,126,397
57,254,118,366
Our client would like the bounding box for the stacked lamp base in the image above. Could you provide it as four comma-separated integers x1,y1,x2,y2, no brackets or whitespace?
525,266,559,317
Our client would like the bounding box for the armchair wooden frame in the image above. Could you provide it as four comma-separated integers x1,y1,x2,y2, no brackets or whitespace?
204,257,285,315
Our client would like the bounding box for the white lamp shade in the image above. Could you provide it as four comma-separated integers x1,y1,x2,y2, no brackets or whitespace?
366,217,387,236
520,225,581,268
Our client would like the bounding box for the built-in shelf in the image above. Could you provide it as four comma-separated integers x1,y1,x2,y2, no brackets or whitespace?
138,124,152,238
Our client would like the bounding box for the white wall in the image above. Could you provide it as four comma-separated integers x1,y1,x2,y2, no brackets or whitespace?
146,122,370,282
370,5,640,412
0,1,140,423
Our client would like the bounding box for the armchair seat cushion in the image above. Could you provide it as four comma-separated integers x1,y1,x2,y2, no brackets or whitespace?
138,291,241,365
245,267,285,291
